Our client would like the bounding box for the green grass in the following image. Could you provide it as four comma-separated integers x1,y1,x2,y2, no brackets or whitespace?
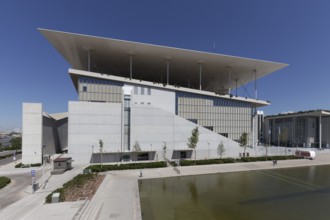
0,176,11,189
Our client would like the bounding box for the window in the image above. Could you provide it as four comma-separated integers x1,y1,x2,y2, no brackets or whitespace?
188,119,197,124
122,155,130,162
147,87,151,95
134,86,138,94
204,126,213,131
141,87,145,95
138,153,149,161
83,86,87,92
220,133,228,138
180,151,187,159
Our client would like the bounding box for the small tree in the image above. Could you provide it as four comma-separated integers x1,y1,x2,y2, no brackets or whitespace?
133,141,141,161
10,137,22,150
99,139,104,168
187,127,199,164
217,141,225,159
162,141,167,162
240,132,248,157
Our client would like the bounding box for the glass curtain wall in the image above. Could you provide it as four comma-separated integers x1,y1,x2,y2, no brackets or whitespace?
176,92,252,142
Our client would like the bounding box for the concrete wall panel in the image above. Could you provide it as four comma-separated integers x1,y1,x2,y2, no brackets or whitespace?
68,101,122,163
22,103,43,164
131,105,246,160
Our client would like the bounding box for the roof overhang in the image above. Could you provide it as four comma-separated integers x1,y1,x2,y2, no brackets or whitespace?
266,110,330,119
39,28,288,94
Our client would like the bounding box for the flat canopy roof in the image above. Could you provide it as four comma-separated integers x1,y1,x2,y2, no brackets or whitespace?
39,28,288,94
266,110,330,119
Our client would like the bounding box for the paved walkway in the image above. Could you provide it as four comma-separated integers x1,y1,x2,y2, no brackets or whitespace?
0,164,86,220
2,151,330,220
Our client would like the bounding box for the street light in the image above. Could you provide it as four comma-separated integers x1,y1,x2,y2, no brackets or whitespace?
42,144,46,187
207,142,210,159
278,126,281,155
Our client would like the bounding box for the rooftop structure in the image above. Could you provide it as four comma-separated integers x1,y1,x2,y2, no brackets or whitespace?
39,28,287,96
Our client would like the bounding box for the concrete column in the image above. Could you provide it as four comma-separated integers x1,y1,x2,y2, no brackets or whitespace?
319,115,322,149
228,67,231,94
166,59,170,85
88,49,91,71
199,63,202,90
252,110,255,150
254,69,257,99
130,55,133,80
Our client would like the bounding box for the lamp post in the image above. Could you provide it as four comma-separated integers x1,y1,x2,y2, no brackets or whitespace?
42,144,46,187
278,126,281,155
207,142,210,159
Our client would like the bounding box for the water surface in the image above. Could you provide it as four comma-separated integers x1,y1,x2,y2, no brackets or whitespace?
139,165,330,220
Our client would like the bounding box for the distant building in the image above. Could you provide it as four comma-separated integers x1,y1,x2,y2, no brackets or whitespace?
264,110,330,148
22,29,287,164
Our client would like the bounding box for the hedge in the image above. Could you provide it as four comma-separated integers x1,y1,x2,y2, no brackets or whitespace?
180,156,301,166
15,163,41,168
0,176,11,189
86,161,167,172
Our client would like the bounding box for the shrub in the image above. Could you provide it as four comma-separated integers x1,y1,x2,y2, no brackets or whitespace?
0,176,11,189
221,158,236,163
169,161,177,167
15,163,22,168
16,163,41,168
179,156,301,167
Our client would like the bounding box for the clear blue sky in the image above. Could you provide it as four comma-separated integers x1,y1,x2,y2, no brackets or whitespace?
1,0,330,131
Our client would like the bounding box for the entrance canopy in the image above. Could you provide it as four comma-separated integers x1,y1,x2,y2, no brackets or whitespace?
39,28,288,94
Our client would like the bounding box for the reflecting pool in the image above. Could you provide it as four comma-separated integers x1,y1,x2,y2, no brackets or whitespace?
139,165,330,220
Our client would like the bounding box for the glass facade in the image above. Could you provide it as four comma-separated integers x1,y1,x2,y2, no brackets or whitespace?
124,95,131,151
78,76,123,102
267,116,326,147
176,92,252,141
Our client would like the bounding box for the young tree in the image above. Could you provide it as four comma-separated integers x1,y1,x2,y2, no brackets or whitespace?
10,137,22,150
280,127,289,157
187,127,199,164
162,141,167,162
133,141,141,161
240,132,248,157
99,139,104,168
217,141,225,159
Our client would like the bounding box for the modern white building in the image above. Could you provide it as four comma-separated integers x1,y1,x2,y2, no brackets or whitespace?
22,29,287,164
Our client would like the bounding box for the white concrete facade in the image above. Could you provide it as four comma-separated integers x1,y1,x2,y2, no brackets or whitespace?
131,105,243,160
68,101,122,163
22,103,43,164
130,85,175,114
